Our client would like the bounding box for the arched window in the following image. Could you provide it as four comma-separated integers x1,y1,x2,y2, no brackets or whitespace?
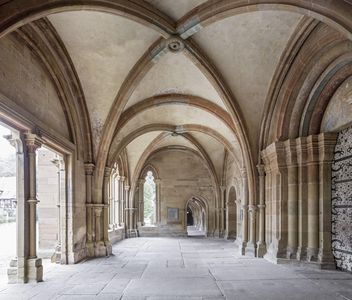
109,163,119,227
143,171,156,225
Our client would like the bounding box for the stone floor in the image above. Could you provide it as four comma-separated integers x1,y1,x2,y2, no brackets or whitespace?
0,237,352,299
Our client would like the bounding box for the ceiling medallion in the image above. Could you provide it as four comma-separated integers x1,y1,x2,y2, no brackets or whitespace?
167,37,185,53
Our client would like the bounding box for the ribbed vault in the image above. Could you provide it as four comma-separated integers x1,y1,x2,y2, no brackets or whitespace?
0,0,352,266
0,0,351,208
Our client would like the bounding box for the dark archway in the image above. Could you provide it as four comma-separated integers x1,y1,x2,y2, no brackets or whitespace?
186,197,207,237
187,207,194,226
225,187,237,239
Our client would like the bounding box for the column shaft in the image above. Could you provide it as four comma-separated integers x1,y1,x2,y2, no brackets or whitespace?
307,136,319,261
296,138,308,261
285,140,298,259
84,163,94,248
114,176,120,225
103,167,112,244
138,179,144,224
24,134,43,282
287,164,298,257
240,168,248,255
257,164,266,257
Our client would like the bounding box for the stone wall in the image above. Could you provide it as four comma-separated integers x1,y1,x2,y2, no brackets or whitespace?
224,154,242,240
0,34,69,139
140,149,216,236
37,149,60,259
0,34,89,268
332,126,352,272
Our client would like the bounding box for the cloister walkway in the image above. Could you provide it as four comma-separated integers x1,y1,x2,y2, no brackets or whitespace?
0,237,352,299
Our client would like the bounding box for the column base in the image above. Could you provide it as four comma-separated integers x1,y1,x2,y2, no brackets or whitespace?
307,247,319,262
8,257,28,284
94,241,111,257
224,231,236,240
86,241,95,257
7,259,19,284
256,242,267,258
213,229,220,238
105,240,112,256
286,246,297,259
51,244,62,264
27,258,43,282
296,246,307,261
318,249,335,265
263,241,287,262
270,257,336,270
235,239,247,255
245,242,256,257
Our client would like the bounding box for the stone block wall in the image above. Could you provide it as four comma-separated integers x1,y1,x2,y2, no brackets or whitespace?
37,149,60,258
0,34,69,139
141,149,216,236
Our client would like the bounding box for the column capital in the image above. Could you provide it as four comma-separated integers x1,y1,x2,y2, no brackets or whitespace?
256,164,265,176
318,132,338,163
24,133,43,152
248,204,257,212
124,185,130,191
240,167,247,178
95,207,103,217
27,198,39,204
84,163,95,175
104,166,112,177
120,176,126,182
296,136,308,164
284,139,297,166
306,135,320,163
155,178,161,184
220,185,226,192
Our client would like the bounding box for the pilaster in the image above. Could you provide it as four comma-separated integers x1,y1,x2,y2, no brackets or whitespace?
103,167,112,255
84,163,95,257
296,137,308,261
245,204,257,257
256,164,267,257
119,176,125,227
306,135,320,262
218,185,225,238
238,168,248,255
285,139,298,259
262,141,288,262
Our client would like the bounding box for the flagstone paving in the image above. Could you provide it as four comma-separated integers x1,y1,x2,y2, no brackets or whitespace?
0,237,351,299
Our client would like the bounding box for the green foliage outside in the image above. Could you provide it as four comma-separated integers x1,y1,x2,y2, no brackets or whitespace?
144,172,156,225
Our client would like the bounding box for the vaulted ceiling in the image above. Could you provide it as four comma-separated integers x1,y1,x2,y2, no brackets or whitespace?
27,0,344,186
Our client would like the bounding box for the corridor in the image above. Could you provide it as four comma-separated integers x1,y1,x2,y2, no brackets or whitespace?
0,237,351,299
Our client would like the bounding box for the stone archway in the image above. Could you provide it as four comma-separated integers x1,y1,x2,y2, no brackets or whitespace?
186,196,208,237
